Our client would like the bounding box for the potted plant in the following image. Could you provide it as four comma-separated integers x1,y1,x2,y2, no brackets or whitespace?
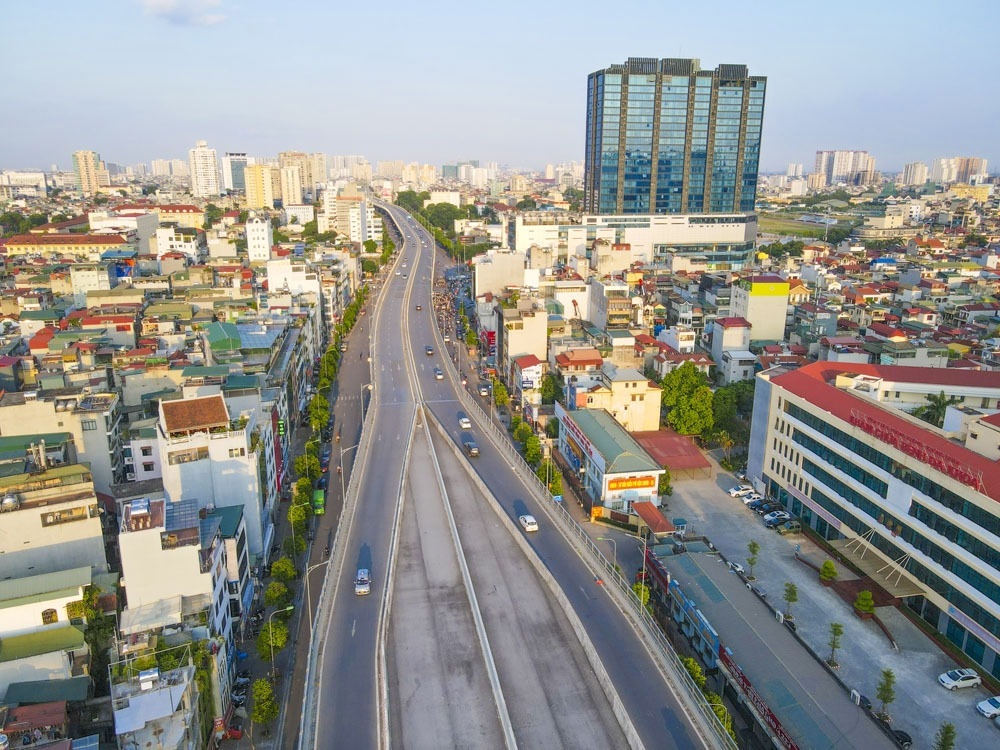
819,560,838,586
853,590,875,620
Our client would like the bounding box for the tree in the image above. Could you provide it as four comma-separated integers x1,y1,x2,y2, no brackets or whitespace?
783,582,798,618
540,373,560,405
544,420,559,439
271,557,297,584
294,454,320,482
875,668,896,719
746,540,760,579
854,589,875,614
513,421,532,444
712,388,737,430
307,394,330,432
912,390,961,428
515,197,537,211
667,385,715,435
536,459,562,495
632,581,651,613
465,329,478,349
250,678,279,731
827,622,844,666
657,466,673,497
524,435,542,466
492,379,509,407
661,361,710,412
680,656,707,691
283,535,306,556
820,560,838,583
256,619,289,661
714,430,735,464
932,722,956,750
264,581,291,609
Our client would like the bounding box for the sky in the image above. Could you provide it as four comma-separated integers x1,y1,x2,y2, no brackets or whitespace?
3,0,999,174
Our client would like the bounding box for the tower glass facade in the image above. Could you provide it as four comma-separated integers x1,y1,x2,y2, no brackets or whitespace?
585,58,766,215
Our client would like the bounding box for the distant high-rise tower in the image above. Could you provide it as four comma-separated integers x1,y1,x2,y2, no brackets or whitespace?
188,140,220,197
902,162,928,187
222,152,252,192
583,57,766,215
244,165,276,210
786,163,803,178
72,150,109,196
814,150,876,186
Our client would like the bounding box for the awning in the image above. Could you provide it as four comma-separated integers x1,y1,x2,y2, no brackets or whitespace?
632,502,675,535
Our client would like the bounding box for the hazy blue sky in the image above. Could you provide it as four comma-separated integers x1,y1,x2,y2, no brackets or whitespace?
4,0,998,174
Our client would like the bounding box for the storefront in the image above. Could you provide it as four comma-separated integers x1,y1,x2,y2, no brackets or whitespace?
555,402,663,511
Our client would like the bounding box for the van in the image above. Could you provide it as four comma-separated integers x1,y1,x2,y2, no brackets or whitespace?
777,520,802,535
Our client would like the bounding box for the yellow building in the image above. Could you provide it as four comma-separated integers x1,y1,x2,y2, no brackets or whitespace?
72,151,109,196
949,183,992,201
244,165,275,210
730,274,790,343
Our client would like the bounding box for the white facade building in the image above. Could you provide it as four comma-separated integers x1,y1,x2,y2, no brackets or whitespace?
246,216,273,263
902,162,929,186
188,140,220,198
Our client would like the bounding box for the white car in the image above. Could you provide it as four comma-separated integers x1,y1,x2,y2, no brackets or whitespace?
742,492,763,505
976,696,1000,718
434,367,444,380
518,514,538,532
395,271,401,276
728,485,753,498
458,417,472,429
763,511,791,526
938,668,981,690
354,569,371,596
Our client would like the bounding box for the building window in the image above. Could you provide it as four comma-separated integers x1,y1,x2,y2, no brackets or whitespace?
141,446,153,456
82,419,98,431
41,609,58,625
229,447,246,458
142,462,155,472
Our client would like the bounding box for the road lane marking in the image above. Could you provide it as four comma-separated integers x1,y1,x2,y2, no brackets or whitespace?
352,619,356,638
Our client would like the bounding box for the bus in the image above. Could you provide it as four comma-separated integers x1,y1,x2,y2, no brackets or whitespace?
313,489,326,516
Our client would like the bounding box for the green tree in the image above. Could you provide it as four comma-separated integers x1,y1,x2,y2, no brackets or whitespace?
875,668,896,719
535,459,562,495
492,379,509,407
746,540,760,578
294,477,313,505
264,581,291,609
712,388,737,430
523,435,542,466
820,560,838,583
661,361,710,412
680,656,707,691
513,422,533,444
283,535,306,556
271,557,297,584
932,722,956,750
713,430,735,464
783,582,798,618
827,622,844,666
294,454,320,482
854,590,875,614
465,329,478,349
362,239,377,254
657,466,673,497
544,420,559,439
256,619,289,661
540,373,560,405
515,197,537,211
424,203,465,233
250,678,279,730
912,390,961,428
632,581,652,613
668,385,715,435
308,394,331,432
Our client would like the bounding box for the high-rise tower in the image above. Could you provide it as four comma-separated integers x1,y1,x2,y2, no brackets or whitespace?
584,57,766,215
188,140,220,198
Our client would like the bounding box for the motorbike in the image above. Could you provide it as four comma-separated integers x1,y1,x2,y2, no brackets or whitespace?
324,545,330,558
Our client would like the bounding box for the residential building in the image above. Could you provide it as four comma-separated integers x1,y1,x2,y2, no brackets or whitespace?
931,157,989,184
124,417,162,482
814,150,876,186
154,226,206,263
471,250,528,298
72,151,109,196
188,140,220,198
221,152,251,192
584,57,766,215
0,391,124,494
0,567,92,639
68,263,117,307
749,363,1000,679
902,162,928,186
279,165,303,205
111,665,203,750
244,164,276,210
245,216,273,263
278,151,313,198
498,302,548,385
3,233,130,262
730,274,790,343
589,277,635,330
711,317,755,385
572,362,662,431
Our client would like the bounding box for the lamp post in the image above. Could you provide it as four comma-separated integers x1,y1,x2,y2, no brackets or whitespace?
303,560,329,635
268,605,294,679
596,536,617,572
359,383,373,421
340,443,360,503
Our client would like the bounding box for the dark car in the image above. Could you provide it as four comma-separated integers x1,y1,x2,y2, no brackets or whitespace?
317,476,328,490
755,502,783,516
425,346,433,356
746,498,766,512
892,730,912,749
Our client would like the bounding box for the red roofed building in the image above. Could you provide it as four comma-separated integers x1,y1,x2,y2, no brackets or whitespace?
3,233,129,261
753,361,1000,675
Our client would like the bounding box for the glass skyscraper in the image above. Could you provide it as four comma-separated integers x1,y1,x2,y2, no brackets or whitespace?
584,58,766,215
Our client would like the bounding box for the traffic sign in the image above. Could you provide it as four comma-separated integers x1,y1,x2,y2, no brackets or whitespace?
553,495,563,503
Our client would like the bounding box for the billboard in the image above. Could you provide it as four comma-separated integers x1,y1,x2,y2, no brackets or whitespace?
608,476,656,491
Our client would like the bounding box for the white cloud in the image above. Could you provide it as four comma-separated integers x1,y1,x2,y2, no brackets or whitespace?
141,0,226,26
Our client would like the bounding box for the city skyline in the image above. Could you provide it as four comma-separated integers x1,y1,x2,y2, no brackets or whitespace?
3,0,999,173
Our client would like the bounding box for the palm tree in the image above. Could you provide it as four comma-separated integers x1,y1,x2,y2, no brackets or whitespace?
913,391,961,428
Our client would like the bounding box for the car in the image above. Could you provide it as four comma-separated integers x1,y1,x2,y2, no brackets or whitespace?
891,729,912,749
764,511,792,527
746,498,767,512
735,469,748,481
458,417,472,429
416,304,422,310
355,569,371,596
741,492,763,505
395,271,401,276
317,476,328,490
777,520,802,535
938,668,982,690
728,561,745,575
402,274,408,279
227,717,244,740
425,346,433,356
434,367,444,380
478,384,489,397
976,696,1000,718
463,441,480,457
518,514,538,532
728,485,753,498
443,334,451,342
756,502,783,516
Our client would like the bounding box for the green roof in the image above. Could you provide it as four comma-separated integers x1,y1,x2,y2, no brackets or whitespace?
206,504,244,538
205,321,241,351
3,675,92,704
20,310,64,321
0,432,72,454
0,463,92,490
223,374,259,390
0,567,91,610
182,365,230,378
0,624,86,663
567,408,661,474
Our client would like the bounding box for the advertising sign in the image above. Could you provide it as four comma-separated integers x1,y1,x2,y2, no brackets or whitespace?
608,476,656,491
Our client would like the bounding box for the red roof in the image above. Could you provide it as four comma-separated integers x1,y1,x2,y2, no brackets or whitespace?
157,204,202,213
6,233,127,247
715,317,752,329
631,501,676,534
514,354,544,369
773,363,1000,503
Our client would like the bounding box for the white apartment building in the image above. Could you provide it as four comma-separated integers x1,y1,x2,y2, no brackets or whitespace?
267,257,321,297
155,226,207,263
814,150,876,186
246,216,273,263
280,165,303,205
730,274,791,343
124,417,162,482
658,325,696,353
0,567,91,639
499,302,548,383
283,204,315,226
188,140,220,198
0,391,125,494
112,666,202,750
589,277,635,330
88,209,158,255
349,200,381,244
69,263,117,307
157,395,270,562
902,162,929,186
472,250,528,297
712,317,755,385
221,152,251,192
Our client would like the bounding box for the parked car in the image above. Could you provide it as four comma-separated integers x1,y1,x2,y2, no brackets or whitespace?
741,492,763,505
777,520,802,535
227,717,244,740
763,511,792,527
755,502,783,516
891,729,912,749
938,668,982,690
976,696,1000,718
747,498,767,512
518,514,539,532
728,485,753,498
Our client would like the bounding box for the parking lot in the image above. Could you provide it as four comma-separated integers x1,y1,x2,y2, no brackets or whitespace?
663,467,998,749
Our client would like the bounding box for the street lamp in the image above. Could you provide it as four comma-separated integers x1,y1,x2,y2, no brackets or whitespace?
268,605,294,679
596,536,617,572
359,382,373,420
303,560,329,635
340,443,360,502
